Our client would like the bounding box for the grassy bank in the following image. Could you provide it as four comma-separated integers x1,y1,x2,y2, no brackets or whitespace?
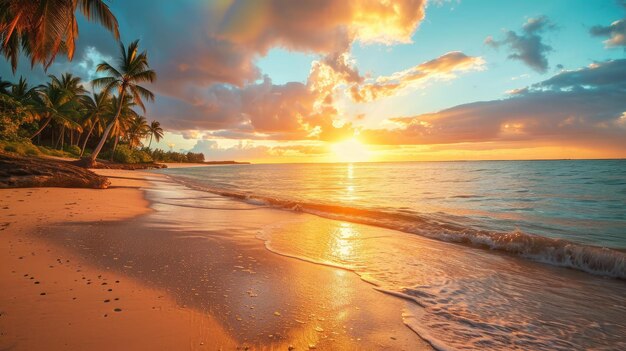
0,140,79,159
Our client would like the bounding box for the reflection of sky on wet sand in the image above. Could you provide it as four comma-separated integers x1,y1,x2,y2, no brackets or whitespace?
262,214,626,350
45,177,430,350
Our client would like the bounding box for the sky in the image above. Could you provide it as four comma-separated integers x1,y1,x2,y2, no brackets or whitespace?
3,0,626,162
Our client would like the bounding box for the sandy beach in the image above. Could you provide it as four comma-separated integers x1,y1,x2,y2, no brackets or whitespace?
0,168,432,350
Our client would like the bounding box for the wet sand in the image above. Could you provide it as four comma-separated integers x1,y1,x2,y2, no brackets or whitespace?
0,168,431,350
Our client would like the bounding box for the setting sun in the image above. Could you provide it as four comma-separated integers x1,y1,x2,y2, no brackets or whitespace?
331,138,370,163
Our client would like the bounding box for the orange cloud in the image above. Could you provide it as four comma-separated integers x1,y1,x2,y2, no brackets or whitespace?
360,59,626,152
213,0,427,54
349,51,485,102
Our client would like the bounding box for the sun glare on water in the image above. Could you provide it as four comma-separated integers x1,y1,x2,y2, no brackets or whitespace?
331,138,370,163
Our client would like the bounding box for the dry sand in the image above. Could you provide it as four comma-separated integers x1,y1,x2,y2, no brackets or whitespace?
0,169,236,350
0,168,431,350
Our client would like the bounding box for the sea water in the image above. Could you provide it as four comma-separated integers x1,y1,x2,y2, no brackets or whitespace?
157,160,626,350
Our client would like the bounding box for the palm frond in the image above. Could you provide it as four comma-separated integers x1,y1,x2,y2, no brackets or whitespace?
77,0,119,39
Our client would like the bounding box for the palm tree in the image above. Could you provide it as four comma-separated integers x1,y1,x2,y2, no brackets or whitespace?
30,73,85,140
89,40,155,164
79,91,111,156
0,0,119,72
126,115,149,149
147,120,163,149
6,77,39,124
106,94,139,160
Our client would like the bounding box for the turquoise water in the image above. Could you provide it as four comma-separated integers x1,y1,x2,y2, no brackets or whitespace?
160,160,626,249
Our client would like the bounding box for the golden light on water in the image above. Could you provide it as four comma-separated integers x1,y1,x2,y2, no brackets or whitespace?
331,138,371,163
331,222,357,260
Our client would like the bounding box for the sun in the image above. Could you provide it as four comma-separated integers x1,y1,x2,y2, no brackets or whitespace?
331,138,370,163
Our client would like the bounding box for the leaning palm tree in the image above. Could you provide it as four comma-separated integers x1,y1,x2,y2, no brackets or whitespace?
106,94,138,160
146,120,163,149
0,0,119,72
88,40,155,164
79,91,111,156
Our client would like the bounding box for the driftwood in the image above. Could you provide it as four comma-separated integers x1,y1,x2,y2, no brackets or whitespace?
0,153,110,189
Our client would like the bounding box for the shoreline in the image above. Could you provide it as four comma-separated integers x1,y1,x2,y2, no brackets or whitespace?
0,168,432,350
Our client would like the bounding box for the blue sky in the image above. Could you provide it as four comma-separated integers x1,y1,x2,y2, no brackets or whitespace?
259,0,625,123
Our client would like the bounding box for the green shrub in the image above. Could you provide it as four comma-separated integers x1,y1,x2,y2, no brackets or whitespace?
112,145,135,163
25,148,39,156
39,146,66,157
66,145,81,156
111,145,154,164
4,145,17,153
134,150,153,163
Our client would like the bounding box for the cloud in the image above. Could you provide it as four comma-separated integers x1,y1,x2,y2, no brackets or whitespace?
106,0,427,96
485,16,555,73
149,71,361,144
360,59,626,150
189,139,328,161
190,140,271,161
590,1,626,48
36,0,434,144
349,51,485,102
3,0,484,148
214,0,427,53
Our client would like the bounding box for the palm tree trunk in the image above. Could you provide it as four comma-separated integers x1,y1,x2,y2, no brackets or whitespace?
60,126,65,150
110,134,119,161
30,116,52,139
77,129,84,147
89,90,126,163
55,125,64,149
148,133,153,149
80,123,96,157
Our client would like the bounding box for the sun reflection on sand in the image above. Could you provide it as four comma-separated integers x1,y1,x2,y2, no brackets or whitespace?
331,222,357,260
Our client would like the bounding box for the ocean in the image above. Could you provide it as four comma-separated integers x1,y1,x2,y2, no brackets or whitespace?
156,160,626,350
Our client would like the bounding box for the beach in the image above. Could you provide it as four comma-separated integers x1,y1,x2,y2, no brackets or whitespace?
0,168,432,350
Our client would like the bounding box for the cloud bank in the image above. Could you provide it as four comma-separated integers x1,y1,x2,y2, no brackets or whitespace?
360,59,626,150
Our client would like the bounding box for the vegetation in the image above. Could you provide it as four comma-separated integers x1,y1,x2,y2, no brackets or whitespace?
5,36,211,165
0,0,119,72
0,70,209,165
0,67,158,163
89,40,156,164
147,149,205,163
0,6,208,166
0,139,80,158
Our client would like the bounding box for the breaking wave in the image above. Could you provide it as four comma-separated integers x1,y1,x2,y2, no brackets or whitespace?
167,176,626,279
